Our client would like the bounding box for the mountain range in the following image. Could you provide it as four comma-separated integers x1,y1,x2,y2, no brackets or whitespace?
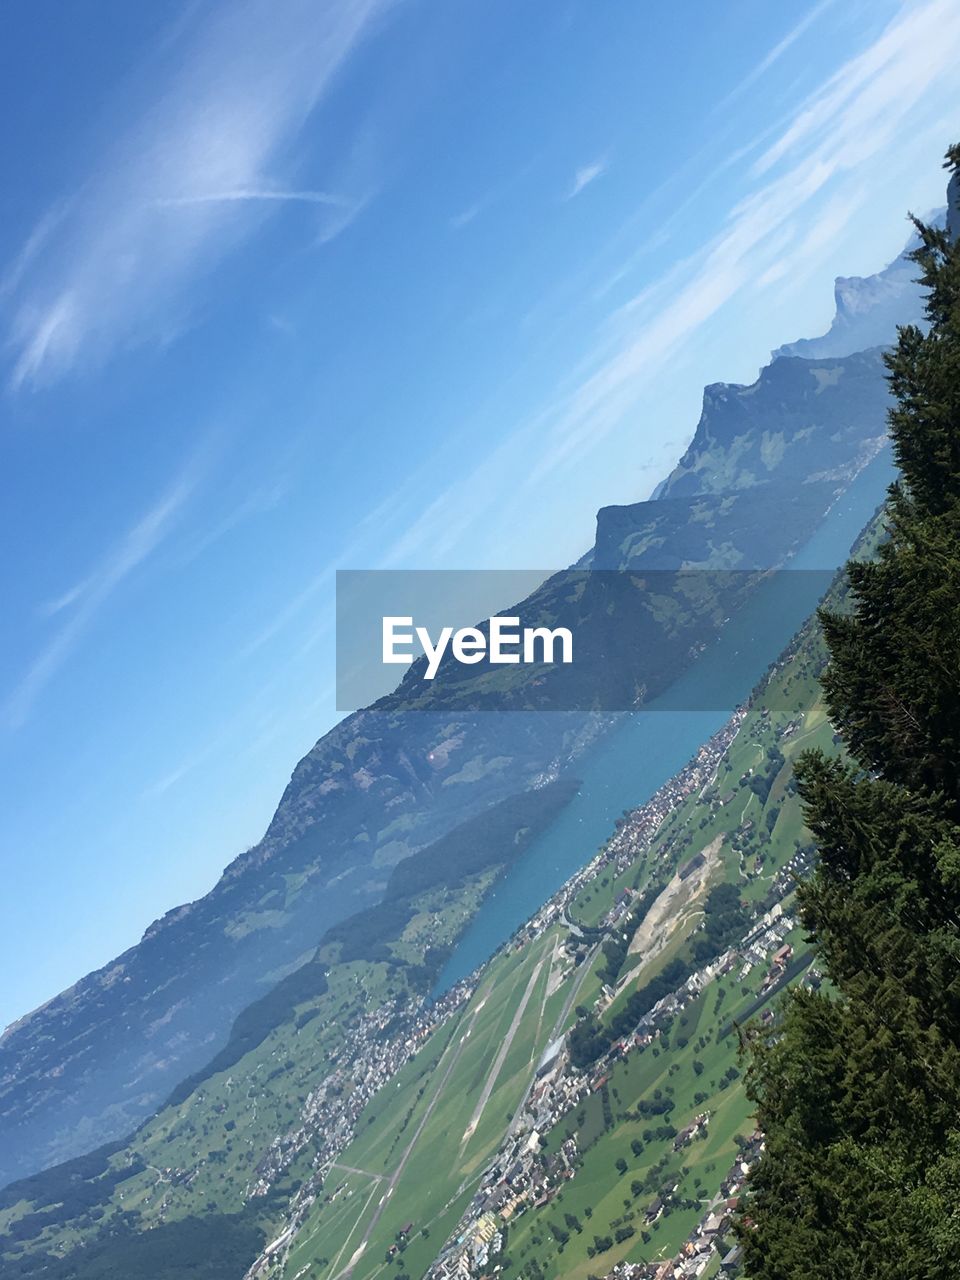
0,214,940,1193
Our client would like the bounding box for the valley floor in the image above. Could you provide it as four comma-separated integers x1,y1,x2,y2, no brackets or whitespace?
256,611,834,1280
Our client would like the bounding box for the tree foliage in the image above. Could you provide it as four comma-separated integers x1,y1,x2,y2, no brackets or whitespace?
739,143,960,1279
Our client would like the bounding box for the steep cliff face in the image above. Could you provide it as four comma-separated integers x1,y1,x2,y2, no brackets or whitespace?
771,214,944,362
0,231,910,1190
653,349,890,509
593,482,840,572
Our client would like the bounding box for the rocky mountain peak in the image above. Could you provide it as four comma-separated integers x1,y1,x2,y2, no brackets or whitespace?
771,211,945,362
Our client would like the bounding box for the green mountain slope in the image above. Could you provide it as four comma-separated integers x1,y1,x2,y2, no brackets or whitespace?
0,782,579,1276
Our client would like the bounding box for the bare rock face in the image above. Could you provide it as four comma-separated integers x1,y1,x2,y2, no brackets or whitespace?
771,214,946,362
653,349,890,512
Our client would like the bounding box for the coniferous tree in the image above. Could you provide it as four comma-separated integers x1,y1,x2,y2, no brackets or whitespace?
738,143,960,1280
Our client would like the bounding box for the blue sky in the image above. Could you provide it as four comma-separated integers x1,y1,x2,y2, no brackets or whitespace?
1,0,958,1029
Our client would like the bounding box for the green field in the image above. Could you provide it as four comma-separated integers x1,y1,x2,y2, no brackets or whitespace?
281,927,575,1280
507,935,811,1280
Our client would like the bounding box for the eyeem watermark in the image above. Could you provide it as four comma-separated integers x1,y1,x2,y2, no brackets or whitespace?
335,568,837,712
383,615,573,680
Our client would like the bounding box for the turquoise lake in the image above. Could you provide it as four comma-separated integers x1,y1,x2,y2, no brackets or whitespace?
433,449,895,994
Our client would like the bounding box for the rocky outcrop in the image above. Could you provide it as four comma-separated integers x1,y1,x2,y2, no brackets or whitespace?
656,350,890,508
772,214,944,362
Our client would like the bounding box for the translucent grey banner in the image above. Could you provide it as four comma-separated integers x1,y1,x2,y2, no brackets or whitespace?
335,568,837,714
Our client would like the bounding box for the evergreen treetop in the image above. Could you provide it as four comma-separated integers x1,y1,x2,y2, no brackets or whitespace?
739,141,960,1280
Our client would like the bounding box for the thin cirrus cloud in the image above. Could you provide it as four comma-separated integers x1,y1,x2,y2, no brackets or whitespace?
716,0,842,110
368,0,960,572
3,0,393,391
754,190,867,291
752,0,955,176
450,203,482,230
152,187,355,209
525,0,960,485
4,458,203,729
566,158,608,200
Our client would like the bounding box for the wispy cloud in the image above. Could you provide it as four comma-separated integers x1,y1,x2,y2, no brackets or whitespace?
753,0,953,176
5,459,203,728
0,206,68,300
142,753,212,800
232,468,434,659
3,0,392,390
718,0,841,110
368,0,960,572
450,203,481,230
754,190,865,290
566,158,608,200
238,565,337,659
40,579,91,620
152,187,354,209
528,0,960,480
171,476,290,567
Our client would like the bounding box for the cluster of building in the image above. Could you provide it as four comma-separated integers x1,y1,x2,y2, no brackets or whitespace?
597,709,748,880
246,974,476,1203
600,1131,765,1278
734,906,795,986
422,893,800,1280
767,844,815,904
439,1211,504,1279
